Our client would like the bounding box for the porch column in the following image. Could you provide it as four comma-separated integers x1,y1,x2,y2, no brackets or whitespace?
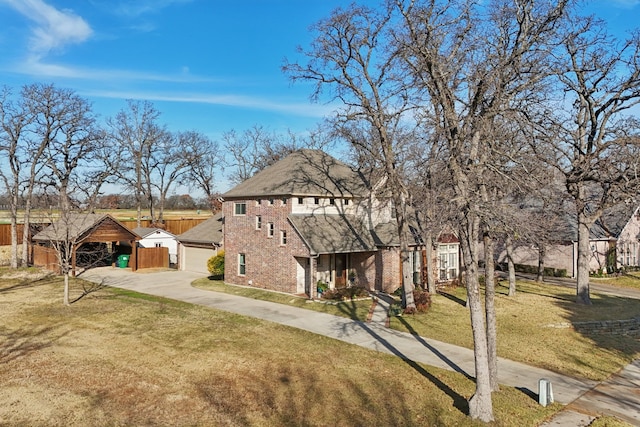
130,241,137,272
310,256,317,299
71,244,77,277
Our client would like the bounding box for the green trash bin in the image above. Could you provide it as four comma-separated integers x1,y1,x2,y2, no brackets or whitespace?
117,254,130,268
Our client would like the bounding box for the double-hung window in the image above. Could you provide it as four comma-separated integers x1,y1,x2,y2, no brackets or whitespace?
234,202,246,215
256,215,262,230
238,253,246,275
268,222,274,237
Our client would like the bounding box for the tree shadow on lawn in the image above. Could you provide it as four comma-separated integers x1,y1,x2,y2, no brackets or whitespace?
554,293,640,359
437,290,467,306
0,325,70,364
0,273,55,294
334,298,471,417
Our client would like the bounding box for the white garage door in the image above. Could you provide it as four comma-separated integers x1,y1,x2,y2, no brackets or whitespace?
183,246,216,275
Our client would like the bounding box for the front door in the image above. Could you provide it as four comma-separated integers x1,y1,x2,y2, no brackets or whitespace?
335,253,347,287
295,257,307,294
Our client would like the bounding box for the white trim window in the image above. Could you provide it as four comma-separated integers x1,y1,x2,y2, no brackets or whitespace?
256,215,262,230
234,202,247,216
268,222,274,238
238,253,246,275
438,243,459,280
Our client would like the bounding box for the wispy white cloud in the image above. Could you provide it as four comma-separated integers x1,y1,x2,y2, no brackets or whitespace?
82,89,335,118
111,0,193,18
11,57,219,84
0,0,92,55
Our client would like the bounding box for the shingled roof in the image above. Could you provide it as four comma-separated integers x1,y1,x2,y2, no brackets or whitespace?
32,213,139,243
222,149,369,199
288,214,377,255
177,212,223,245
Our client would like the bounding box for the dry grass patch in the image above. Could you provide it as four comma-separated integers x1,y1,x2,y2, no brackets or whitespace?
0,269,561,426
390,280,640,381
590,271,640,291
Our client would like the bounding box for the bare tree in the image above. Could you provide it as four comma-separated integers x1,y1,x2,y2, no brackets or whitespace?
223,125,301,184
395,0,569,420
36,87,103,213
0,86,29,268
284,3,419,310
147,130,189,223
538,16,640,304
107,100,165,226
179,130,222,212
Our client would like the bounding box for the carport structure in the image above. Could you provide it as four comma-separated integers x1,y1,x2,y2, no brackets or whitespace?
32,213,139,276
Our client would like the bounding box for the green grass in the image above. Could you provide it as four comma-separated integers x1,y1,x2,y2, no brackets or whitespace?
0,271,563,426
388,280,640,381
192,277,373,321
591,271,640,291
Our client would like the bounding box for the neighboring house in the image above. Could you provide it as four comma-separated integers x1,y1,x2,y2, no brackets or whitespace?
32,213,139,276
132,227,179,265
221,149,456,297
177,212,223,275
498,202,640,277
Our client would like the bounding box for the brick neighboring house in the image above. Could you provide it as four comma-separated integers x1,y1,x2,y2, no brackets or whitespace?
222,149,456,297
498,202,640,277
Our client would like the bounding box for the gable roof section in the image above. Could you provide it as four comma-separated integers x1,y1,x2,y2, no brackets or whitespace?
288,214,377,255
132,227,176,239
372,221,424,247
222,149,369,199
33,213,139,243
177,212,223,245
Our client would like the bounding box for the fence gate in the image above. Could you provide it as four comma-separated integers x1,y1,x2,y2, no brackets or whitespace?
135,247,169,270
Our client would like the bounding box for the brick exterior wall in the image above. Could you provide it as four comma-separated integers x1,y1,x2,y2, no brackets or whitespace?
224,199,413,296
223,198,310,293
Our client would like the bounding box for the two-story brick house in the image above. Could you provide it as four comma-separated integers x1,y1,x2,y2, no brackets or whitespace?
222,149,429,297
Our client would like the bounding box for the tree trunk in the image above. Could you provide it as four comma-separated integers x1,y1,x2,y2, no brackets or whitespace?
9,194,18,268
506,236,516,297
483,234,499,391
426,239,436,294
63,272,70,306
461,225,494,422
536,245,545,282
576,213,592,305
20,197,32,267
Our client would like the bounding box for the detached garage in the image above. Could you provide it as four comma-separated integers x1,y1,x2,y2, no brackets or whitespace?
177,212,223,275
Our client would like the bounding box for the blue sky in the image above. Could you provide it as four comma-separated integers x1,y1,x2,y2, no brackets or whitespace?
0,0,638,141
0,0,354,140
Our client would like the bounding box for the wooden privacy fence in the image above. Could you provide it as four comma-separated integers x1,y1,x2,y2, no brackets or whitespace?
32,245,60,273
135,247,169,270
0,218,209,245
119,218,209,235
0,224,21,245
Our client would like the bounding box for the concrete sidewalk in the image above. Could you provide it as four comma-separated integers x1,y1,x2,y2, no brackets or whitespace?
82,267,638,425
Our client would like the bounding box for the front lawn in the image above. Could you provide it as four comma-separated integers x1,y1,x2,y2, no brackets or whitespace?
389,280,640,381
0,269,561,426
590,271,640,291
